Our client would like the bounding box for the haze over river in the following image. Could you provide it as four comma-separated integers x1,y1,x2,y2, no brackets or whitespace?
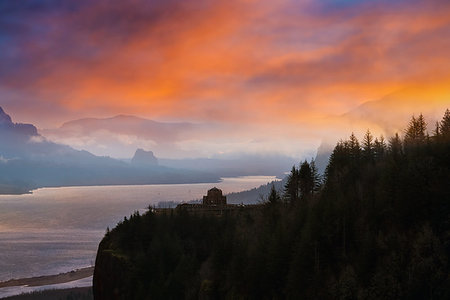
0,176,275,298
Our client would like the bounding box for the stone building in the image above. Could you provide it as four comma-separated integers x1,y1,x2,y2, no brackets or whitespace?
203,187,226,206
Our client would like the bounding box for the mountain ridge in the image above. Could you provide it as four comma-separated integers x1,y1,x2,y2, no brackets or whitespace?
0,107,220,194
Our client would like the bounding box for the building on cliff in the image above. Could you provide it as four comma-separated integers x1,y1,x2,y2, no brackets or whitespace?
153,188,262,216
202,187,226,206
173,188,235,215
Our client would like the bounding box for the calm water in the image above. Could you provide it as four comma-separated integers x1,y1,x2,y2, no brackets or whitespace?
0,176,274,296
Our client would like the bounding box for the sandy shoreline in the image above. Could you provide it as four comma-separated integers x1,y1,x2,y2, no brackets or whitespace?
0,267,94,288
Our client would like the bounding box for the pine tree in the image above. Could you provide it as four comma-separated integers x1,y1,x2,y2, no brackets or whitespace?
433,121,441,138
268,184,281,205
404,114,427,145
374,135,387,160
299,160,313,199
310,159,321,193
362,129,374,161
440,109,450,138
389,133,403,158
284,166,299,205
325,140,347,181
348,133,361,159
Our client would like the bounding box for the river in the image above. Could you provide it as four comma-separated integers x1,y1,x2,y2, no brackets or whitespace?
0,176,275,298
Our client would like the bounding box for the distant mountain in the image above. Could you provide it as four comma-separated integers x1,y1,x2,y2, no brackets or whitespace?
313,141,334,175
0,107,220,194
341,87,450,136
226,178,285,204
314,88,450,173
50,115,195,143
41,114,298,177
40,115,201,158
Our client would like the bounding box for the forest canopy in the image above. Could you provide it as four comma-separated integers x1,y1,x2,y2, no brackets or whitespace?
94,109,450,300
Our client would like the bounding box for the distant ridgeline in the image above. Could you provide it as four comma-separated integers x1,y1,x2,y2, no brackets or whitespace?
0,107,221,194
94,109,450,300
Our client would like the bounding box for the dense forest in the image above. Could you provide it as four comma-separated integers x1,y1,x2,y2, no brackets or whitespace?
94,110,450,299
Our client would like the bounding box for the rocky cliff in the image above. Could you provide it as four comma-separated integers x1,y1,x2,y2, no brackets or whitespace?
131,148,158,166
0,106,38,136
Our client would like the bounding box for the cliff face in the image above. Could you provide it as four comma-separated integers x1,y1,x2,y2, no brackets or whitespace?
93,240,133,300
91,210,235,300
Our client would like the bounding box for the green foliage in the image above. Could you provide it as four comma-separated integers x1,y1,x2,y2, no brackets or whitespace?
97,109,450,300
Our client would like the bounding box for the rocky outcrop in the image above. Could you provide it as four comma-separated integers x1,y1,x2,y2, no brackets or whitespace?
131,148,158,165
0,106,38,136
0,107,13,125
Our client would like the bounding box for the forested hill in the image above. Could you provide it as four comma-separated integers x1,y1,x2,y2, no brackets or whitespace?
93,110,450,300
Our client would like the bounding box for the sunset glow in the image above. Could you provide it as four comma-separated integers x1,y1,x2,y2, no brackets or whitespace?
1,0,450,157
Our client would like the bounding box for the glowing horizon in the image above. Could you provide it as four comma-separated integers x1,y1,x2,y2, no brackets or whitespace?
1,0,450,158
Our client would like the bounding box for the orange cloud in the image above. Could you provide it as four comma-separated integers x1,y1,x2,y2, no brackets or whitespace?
1,0,450,157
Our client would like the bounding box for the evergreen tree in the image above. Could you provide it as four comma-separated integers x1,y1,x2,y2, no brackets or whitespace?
310,159,322,193
374,135,387,160
268,184,281,205
433,121,441,138
389,133,403,158
299,160,313,200
404,114,427,145
284,166,299,205
348,133,361,161
440,108,450,138
363,129,374,161
325,140,347,182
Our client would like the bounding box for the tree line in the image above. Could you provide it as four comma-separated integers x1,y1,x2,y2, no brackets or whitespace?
94,109,450,300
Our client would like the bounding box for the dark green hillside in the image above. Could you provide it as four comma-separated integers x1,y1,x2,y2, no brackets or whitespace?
94,110,450,300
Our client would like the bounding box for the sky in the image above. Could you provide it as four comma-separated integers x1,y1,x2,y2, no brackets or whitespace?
1,0,450,158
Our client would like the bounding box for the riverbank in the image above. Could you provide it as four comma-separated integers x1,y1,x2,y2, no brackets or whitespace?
2,286,92,300
0,267,93,289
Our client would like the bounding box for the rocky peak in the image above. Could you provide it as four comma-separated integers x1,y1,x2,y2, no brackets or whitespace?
0,107,38,136
0,107,13,126
131,148,158,165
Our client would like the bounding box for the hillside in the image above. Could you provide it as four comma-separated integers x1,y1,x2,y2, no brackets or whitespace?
0,107,220,194
93,110,450,299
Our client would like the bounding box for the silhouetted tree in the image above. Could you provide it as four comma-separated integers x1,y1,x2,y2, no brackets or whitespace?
405,114,427,145
299,160,313,200
440,109,450,139
389,133,403,158
374,135,387,160
348,132,361,161
268,184,281,205
363,129,374,161
284,166,299,205
310,159,322,193
433,121,441,138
